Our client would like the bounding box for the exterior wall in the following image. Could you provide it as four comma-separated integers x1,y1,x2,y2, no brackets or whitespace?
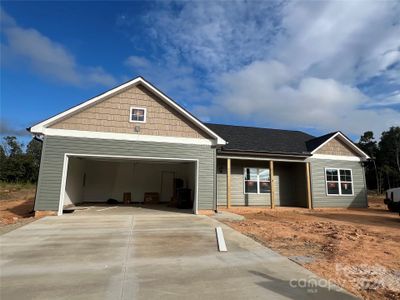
49,84,210,139
315,137,360,156
35,136,216,212
308,158,367,208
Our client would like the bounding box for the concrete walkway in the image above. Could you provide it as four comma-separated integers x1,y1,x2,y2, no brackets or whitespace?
0,211,356,300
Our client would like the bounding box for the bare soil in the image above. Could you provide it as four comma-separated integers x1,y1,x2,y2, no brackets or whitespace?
221,196,400,300
0,183,37,235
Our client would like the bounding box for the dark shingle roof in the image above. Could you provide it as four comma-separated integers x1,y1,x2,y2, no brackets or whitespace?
305,132,338,152
205,123,316,156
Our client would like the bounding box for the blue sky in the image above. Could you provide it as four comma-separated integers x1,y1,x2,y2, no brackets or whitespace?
1,1,399,145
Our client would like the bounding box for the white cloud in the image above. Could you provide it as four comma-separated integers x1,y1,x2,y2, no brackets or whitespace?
1,8,116,87
275,1,400,81
142,1,279,73
129,1,400,136
123,53,213,105
209,60,398,134
125,55,151,69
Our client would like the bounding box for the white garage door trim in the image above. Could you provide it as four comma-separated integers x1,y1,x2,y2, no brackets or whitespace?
58,153,199,216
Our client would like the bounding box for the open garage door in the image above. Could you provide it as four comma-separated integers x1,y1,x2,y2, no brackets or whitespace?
60,154,198,215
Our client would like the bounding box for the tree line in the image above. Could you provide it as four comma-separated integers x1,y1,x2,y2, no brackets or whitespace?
0,136,42,183
357,126,400,193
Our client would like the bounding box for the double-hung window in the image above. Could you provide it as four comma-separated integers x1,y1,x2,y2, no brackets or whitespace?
244,168,270,194
325,168,353,196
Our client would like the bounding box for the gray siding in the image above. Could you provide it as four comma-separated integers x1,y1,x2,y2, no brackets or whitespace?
35,136,216,211
308,158,367,208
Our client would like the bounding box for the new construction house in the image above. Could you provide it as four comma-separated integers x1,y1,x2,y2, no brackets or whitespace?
29,77,370,215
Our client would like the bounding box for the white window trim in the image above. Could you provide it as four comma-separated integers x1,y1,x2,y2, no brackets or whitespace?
324,167,354,196
243,167,270,194
129,107,147,123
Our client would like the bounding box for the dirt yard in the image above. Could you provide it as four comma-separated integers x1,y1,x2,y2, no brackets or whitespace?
0,183,37,235
221,196,400,300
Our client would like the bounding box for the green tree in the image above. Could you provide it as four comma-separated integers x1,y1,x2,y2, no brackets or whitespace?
358,131,381,193
0,136,42,183
1,136,25,182
358,127,400,193
2,136,23,157
0,145,6,181
25,138,42,182
378,127,400,188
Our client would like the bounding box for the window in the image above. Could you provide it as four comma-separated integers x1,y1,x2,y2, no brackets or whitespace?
244,168,270,194
130,107,146,123
325,168,353,196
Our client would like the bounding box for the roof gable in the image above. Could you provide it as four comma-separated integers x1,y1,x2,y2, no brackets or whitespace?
48,84,211,139
30,77,225,145
315,136,360,156
308,132,369,159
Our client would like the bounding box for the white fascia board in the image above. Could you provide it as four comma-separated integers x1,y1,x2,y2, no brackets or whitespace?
30,77,226,145
41,128,215,145
310,132,369,159
311,154,364,162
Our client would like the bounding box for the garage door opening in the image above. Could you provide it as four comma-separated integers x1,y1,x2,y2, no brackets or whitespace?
61,155,198,214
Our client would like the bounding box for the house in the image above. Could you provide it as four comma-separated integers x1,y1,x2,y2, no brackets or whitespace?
29,77,370,216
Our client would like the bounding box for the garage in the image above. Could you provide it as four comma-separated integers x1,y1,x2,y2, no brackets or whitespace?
60,154,198,214
30,77,223,216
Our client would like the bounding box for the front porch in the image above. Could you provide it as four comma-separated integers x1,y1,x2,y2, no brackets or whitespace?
216,157,313,209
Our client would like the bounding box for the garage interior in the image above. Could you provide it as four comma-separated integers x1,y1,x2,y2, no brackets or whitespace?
63,156,196,212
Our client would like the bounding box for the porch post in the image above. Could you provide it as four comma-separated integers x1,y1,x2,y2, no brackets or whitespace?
227,158,231,209
269,160,275,209
305,162,313,209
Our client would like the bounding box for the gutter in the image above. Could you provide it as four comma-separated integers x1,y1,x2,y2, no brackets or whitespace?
217,149,312,158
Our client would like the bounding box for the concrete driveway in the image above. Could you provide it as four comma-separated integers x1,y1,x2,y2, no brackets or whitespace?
0,209,356,300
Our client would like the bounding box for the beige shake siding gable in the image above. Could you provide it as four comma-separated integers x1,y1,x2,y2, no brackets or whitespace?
50,84,211,139
315,136,360,157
